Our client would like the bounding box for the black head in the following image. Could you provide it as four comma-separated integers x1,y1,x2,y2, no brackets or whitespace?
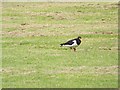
78,36,81,39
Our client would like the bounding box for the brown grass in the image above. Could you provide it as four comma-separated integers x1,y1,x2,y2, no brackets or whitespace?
45,66,118,75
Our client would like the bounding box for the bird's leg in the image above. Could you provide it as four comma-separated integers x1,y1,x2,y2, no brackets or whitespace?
70,47,72,49
73,48,76,52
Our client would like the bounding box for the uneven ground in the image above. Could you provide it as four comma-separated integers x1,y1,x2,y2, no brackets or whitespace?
2,2,118,88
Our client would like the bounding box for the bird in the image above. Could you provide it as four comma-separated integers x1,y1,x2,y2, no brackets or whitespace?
60,36,82,51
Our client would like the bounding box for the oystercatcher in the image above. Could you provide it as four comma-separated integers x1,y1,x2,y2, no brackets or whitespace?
60,36,81,51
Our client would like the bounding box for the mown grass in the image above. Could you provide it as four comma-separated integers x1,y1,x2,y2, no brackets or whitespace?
2,2,118,88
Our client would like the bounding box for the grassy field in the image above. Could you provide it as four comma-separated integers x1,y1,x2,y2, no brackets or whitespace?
2,2,118,88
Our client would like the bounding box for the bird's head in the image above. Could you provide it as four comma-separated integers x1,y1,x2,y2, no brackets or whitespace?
78,36,81,39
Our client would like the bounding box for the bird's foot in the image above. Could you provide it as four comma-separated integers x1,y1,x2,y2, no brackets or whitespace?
73,48,76,52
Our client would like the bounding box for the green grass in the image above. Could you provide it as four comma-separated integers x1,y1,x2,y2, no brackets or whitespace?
2,2,118,88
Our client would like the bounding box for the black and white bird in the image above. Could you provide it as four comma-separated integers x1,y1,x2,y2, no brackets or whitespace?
60,36,82,51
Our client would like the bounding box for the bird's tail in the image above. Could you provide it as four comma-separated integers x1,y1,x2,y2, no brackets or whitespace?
60,43,64,47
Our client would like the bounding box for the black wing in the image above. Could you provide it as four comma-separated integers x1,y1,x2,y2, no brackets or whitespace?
63,39,75,45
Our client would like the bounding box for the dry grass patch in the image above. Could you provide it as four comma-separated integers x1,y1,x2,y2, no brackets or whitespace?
2,67,36,75
45,66,118,75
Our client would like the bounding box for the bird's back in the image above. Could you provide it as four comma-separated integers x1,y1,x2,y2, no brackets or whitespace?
60,37,81,47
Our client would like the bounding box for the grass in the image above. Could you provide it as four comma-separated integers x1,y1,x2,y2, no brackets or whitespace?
2,2,118,88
